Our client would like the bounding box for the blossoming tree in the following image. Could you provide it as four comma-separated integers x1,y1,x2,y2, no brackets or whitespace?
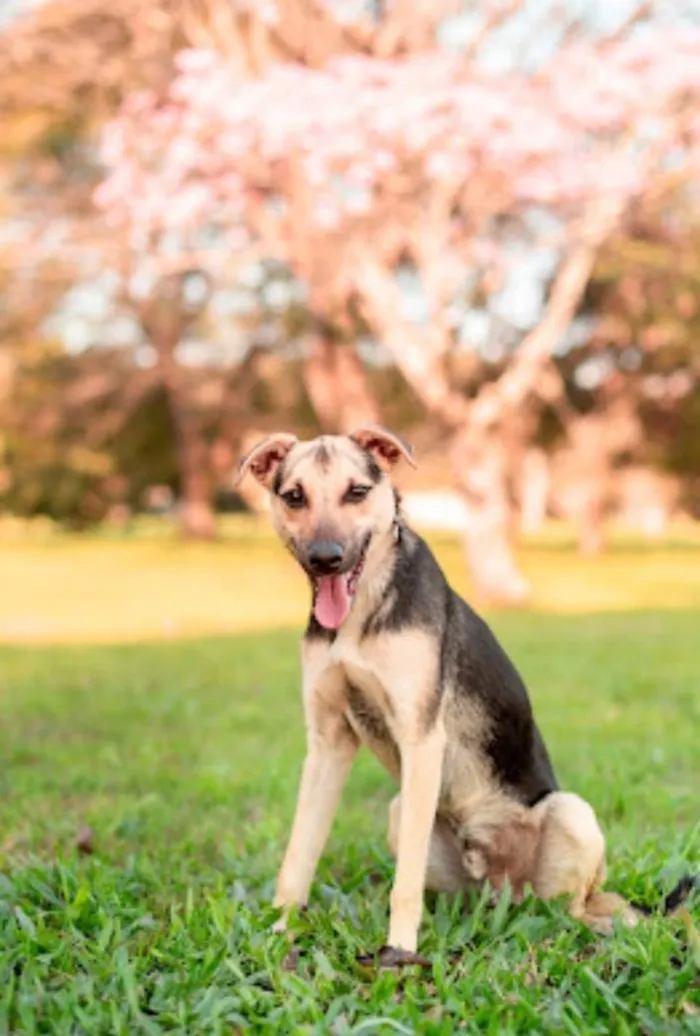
96,4,700,599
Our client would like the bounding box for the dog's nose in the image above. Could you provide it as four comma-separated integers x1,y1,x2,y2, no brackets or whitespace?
307,541,345,574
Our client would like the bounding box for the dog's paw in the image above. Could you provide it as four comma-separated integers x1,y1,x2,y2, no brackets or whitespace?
356,945,432,973
379,945,432,971
272,902,308,936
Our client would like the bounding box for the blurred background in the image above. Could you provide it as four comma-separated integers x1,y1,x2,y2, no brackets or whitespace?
2,0,700,642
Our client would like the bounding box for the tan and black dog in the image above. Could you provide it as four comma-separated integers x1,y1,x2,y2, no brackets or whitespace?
237,425,694,965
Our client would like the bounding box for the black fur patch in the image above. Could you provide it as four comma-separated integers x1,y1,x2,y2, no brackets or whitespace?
272,463,286,496
663,873,697,914
630,872,698,917
347,682,393,741
346,681,400,770
365,455,383,483
440,597,557,804
304,614,337,642
314,441,332,469
528,787,554,809
362,527,447,639
363,526,557,803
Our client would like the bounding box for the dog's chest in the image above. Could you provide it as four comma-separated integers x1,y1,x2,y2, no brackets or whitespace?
331,641,401,778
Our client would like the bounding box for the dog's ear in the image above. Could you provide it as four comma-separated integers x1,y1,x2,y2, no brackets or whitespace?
350,425,417,471
235,433,298,489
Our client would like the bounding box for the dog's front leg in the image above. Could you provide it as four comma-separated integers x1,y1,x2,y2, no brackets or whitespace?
274,714,358,925
386,728,446,954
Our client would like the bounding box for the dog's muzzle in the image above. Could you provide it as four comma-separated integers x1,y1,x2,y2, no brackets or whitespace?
307,536,370,631
307,540,345,576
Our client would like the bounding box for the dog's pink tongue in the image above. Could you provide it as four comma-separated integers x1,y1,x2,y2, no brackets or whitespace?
314,575,351,630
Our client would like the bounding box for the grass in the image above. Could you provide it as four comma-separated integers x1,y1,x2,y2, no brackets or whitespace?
0,525,699,1033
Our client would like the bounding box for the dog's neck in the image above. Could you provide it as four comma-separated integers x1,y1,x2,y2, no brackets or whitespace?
351,506,405,622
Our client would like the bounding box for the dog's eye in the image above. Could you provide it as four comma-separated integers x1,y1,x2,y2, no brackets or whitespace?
281,486,306,510
343,484,371,504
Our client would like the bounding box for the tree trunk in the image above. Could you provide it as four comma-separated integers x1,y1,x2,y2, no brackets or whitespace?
519,448,550,534
155,338,216,540
462,513,530,606
177,473,217,539
209,349,270,515
333,339,380,430
0,348,15,494
303,333,379,433
132,276,217,539
576,486,606,556
450,432,530,606
171,399,216,539
303,334,341,430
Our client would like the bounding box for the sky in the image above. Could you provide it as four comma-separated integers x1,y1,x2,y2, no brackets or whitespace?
0,0,45,28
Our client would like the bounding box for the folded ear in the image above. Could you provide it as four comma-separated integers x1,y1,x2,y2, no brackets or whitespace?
235,433,298,489
350,425,416,471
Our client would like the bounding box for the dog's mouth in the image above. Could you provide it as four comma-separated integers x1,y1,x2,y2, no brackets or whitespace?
312,542,369,631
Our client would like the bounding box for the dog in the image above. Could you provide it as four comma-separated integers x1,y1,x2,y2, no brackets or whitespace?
236,425,695,966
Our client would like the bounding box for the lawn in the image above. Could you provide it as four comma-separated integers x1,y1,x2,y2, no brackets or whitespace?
0,525,699,1033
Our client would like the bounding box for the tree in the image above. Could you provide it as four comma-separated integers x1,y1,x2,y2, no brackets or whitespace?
96,8,700,599
1,0,393,532
582,216,700,523
1,0,278,535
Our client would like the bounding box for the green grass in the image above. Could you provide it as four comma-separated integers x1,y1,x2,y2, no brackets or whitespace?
1,609,699,1033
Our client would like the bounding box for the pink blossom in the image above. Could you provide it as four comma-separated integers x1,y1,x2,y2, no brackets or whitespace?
95,25,700,275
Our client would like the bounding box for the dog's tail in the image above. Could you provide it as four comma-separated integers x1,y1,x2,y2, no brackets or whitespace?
580,874,697,933
631,873,699,917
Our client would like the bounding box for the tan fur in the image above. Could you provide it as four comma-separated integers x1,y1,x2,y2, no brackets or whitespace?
272,657,358,921
240,428,640,953
387,795,469,895
531,793,638,933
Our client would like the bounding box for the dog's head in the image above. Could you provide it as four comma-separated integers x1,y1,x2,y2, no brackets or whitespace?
236,426,416,630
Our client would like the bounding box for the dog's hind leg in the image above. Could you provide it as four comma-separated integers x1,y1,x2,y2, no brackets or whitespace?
530,791,638,933
387,795,468,895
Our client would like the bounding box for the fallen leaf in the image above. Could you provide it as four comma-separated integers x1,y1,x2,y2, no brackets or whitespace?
75,825,95,855
282,947,303,972
355,945,433,973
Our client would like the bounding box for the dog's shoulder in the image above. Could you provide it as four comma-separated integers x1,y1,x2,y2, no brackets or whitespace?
440,591,557,802
383,527,558,803
361,525,450,639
